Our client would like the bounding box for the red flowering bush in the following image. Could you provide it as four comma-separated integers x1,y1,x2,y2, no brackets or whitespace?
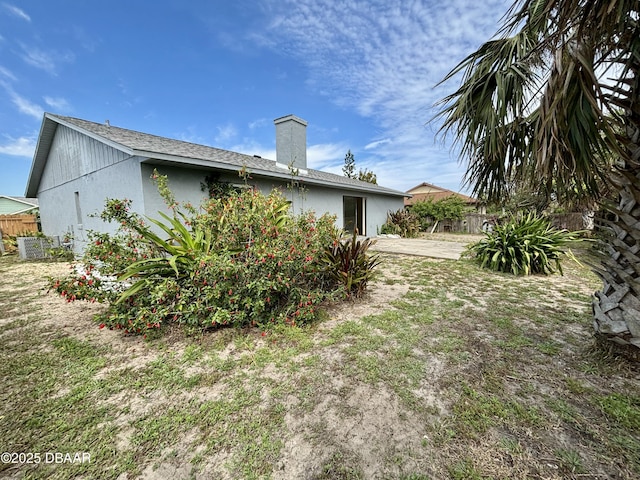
48,175,342,336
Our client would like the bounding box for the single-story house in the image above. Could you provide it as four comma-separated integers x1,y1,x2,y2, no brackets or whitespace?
404,182,482,211
0,195,38,215
26,113,407,253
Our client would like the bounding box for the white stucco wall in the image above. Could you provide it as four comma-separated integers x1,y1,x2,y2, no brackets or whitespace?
139,164,403,237
140,163,211,219
39,146,403,256
38,158,144,254
291,184,404,236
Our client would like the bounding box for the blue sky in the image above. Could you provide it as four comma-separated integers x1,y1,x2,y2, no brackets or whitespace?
0,0,511,196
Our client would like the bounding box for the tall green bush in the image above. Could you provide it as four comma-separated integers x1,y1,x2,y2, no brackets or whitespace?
411,196,467,230
49,177,345,336
465,213,582,275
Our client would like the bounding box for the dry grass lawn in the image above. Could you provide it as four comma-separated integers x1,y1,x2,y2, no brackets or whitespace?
1,240,639,479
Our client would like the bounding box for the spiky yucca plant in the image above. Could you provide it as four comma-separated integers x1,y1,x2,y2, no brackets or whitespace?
466,213,581,275
116,211,226,304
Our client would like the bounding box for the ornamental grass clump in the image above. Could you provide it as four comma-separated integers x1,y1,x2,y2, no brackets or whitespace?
466,213,582,275
49,173,343,336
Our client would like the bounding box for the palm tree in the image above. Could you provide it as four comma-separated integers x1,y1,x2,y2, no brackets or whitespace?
436,0,640,359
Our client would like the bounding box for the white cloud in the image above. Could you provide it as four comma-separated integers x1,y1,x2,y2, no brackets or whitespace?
228,139,276,161
177,127,208,146
364,138,391,150
252,147,277,161
307,143,348,169
248,118,269,130
73,26,99,52
20,45,56,74
2,3,30,22
223,140,348,172
0,135,36,157
0,81,44,119
255,0,511,192
116,78,128,95
0,65,16,82
12,92,43,119
214,123,238,144
43,96,70,111
19,44,74,75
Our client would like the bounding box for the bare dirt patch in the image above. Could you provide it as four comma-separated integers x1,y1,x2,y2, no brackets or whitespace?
318,263,410,331
2,260,168,373
275,381,428,480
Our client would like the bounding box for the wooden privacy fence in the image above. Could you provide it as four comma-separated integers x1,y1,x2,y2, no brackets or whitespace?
549,213,585,231
428,212,588,234
0,214,39,236
429,213,488,234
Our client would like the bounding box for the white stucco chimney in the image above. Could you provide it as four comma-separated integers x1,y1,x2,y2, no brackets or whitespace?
274,114,307,171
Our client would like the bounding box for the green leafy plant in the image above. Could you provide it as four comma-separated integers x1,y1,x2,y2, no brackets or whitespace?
116,210,223,304
48,173,341,336
380,209,420,238
323,229,381,298
45,246,75,261
200,173,239,198
411,196,467,231
465,213,582,275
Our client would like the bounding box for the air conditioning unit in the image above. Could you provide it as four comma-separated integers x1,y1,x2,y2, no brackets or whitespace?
17,236,61,260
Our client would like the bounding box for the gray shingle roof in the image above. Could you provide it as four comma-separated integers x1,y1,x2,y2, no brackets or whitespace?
47,114,406,197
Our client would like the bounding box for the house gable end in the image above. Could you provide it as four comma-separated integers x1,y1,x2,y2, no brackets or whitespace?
407,182,447,195
404,182,477,207
26,114,133,196
35,123,132,194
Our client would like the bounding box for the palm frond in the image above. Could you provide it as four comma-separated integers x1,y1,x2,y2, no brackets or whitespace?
536,37,616,199
434,0,635,204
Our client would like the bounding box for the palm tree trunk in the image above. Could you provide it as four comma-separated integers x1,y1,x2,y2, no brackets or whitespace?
592,57,640,362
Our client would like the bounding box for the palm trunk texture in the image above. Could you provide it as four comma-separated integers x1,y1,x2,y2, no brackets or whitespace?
592,55,640,361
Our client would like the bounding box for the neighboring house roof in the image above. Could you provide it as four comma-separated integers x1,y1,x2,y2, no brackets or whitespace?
0,195,39,215
404,182,477,206
26,114,407,198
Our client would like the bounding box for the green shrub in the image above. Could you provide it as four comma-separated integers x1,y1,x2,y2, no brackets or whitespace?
465,213,582,275
411,196,467,231
323,229,381,298
380,209,420,238
49,177,343,336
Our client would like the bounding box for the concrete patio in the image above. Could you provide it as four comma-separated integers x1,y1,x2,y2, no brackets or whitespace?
369,237,469,260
